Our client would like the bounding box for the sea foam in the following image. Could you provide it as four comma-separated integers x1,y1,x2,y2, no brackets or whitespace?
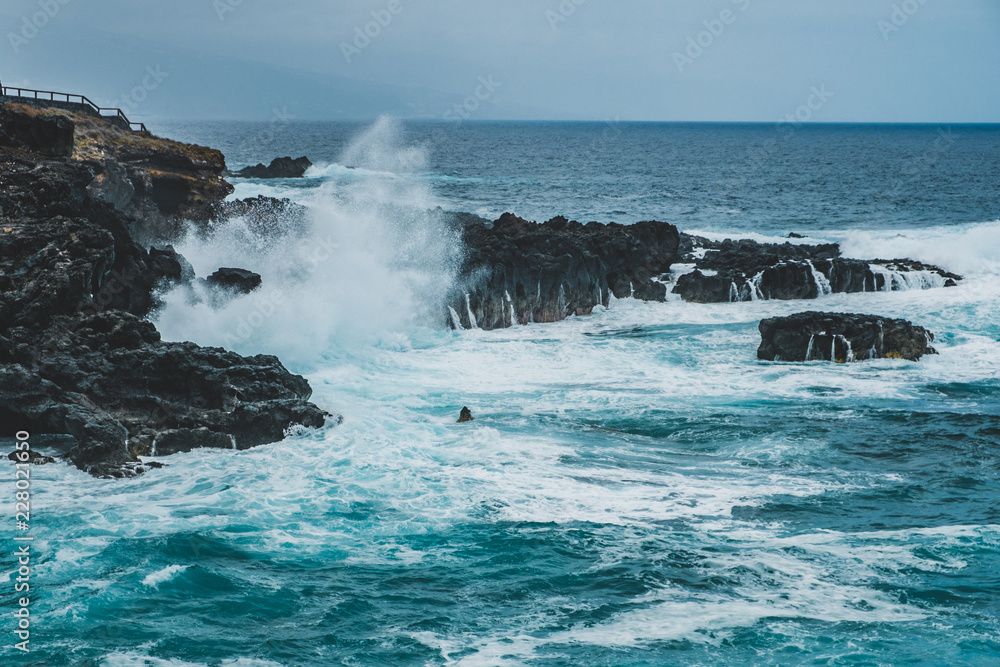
154,116,461,368
141,564,189,588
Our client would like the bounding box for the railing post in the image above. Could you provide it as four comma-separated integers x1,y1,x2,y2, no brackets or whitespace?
3,86,147,134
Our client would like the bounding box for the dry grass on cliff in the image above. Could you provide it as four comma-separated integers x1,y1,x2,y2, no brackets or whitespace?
5,102,225,170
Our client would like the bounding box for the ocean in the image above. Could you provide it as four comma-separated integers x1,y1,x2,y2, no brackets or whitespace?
8,119,1000,666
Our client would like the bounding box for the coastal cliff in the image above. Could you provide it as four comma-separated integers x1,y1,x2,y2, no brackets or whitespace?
0,103,330,477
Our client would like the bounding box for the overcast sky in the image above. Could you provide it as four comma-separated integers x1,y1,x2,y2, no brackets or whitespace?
2,0,998,122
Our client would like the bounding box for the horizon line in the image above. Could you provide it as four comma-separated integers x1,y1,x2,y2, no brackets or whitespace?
146,117,1000,127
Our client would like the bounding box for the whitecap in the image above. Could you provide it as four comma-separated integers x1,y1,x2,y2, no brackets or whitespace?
141,564,189,588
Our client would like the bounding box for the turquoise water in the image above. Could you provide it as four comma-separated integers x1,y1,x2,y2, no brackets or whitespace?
4,120,1000,665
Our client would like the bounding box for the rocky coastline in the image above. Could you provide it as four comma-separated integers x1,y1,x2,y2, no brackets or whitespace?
0,103,331,477
1,102,955,475
672,236,960,303
451,215,957,334
449,213,680,329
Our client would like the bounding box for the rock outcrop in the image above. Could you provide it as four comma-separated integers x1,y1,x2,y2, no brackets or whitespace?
7,449,57,465
1,312,329,476
1,102,234,241
206,268,262,294
233,156,312,179
673,238,960,303
148,245,195,286
451,213,680,329
211,195,310,237
757,311,937,362
0,102,332,477
0,105,74,156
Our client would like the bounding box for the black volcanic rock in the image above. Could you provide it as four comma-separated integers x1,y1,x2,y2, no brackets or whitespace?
0,166,186,322
206,268,262,294
867,259,963,289
673,238,960,303
0,215,115,330
1,311,330,476
757,311,936,362
153,428,233,455
0,105,74,156
7,449,57,465
451,213,680,329
677,232,719,261
672,270,735,304
1,102,233,243
148,245,195,287
234,156,312,179
0,103,332,477
698,239,840,274
211,195,309,236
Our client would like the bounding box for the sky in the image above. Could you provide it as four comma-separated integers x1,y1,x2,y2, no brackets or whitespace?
1,0,998,123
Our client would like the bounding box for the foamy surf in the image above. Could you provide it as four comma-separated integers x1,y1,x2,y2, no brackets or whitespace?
142,564,190,588
20,120,1000,666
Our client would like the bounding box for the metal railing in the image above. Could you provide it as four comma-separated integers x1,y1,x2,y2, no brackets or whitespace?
1,86,148,133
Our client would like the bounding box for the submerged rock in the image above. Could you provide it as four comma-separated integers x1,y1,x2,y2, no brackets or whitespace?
234,156,312,179
757,311,937,362
673,238,960,303
451,213,680,329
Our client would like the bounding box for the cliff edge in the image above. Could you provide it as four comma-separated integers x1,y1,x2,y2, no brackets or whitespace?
0,103,331,477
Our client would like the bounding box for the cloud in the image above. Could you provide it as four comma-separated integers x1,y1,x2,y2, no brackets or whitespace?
1,0,997,121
